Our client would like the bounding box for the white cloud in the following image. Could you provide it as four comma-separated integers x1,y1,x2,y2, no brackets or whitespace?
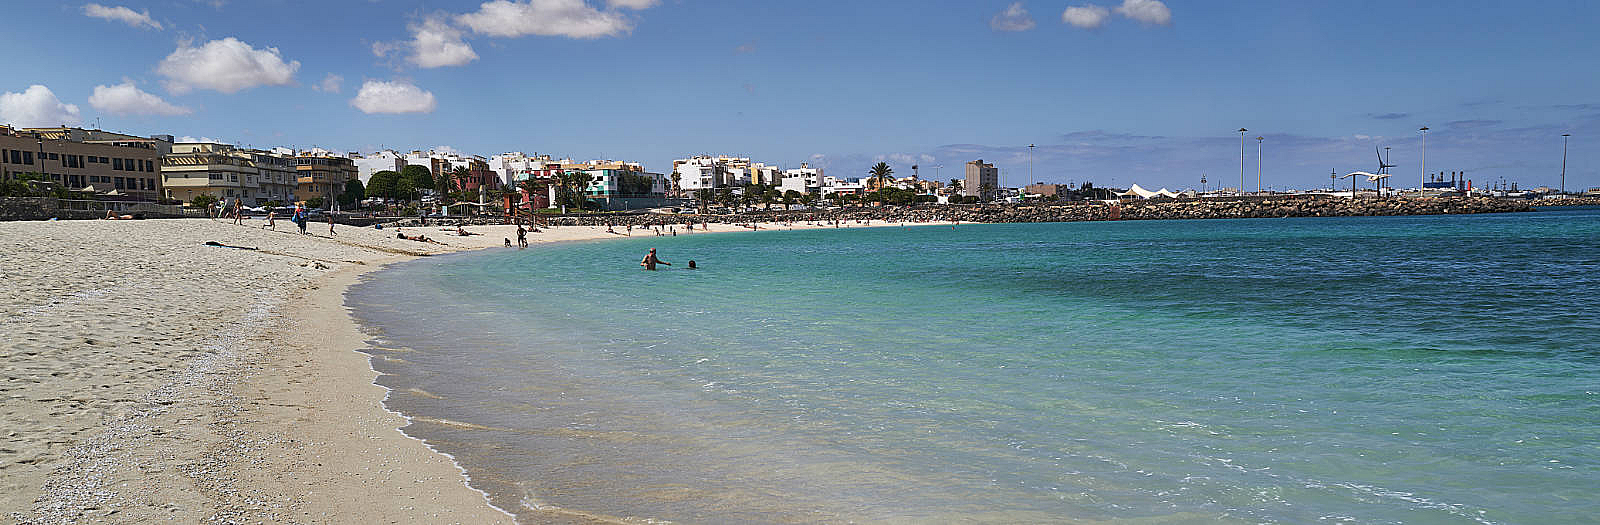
607,0,656,8
82,4,163,30
407,16,478,68
88,82,192,116
456,0,633,39
433,145,461,154
990,2,1036,32
1062,5,1110,29
314,73,343,93
157,37,300,94
0,85,83,127
1115,0,1171,26
177,135,222,143
350,80,437,114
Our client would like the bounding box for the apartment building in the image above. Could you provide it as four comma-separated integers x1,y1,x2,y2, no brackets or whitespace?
402,149,498,192
780,164,824,195
0,126,170,201
964,159,999,200
159,143,300,206
293,152,358,204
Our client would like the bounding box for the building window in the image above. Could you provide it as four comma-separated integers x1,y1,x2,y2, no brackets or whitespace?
113,158,124,170
114,177,126,190
47,152,58,160
22,151,33,165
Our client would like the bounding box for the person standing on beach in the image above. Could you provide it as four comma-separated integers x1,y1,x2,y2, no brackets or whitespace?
265,210,276,230
640,248,670,270
328,212,336,235
516,225,528,248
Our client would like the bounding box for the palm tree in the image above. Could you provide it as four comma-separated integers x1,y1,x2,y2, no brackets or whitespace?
868,162,893,205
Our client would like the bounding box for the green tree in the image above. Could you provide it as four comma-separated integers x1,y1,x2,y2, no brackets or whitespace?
367,170,401,200
338,178,365,209
395,177,418,202
695,188,713,214
979,182,996,202
305,196,326,209
400,165,433,194
782,189,801,208
555,170,594,210
190,193,218,209
436,166,469,201
799,192,816,208
868,162,894,204
949,178,962,193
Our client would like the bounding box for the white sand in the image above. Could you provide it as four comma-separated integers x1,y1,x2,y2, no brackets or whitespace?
0,215,894,523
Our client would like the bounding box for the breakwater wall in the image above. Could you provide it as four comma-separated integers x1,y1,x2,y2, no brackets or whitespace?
529,197,1534,227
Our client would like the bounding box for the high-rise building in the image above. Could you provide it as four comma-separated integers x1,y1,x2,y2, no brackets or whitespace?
964,159,998,200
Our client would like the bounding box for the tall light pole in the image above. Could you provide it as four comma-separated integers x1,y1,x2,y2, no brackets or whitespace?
1255,136,1263,195
1561,133,1570,194
1238,128,1248,196
1419,126,1429,189
1028,143,1035,187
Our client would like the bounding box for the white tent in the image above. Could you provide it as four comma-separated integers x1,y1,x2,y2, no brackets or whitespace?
1117,184,1181,199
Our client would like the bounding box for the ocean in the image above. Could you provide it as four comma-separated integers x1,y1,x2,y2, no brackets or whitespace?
348,208,1600,524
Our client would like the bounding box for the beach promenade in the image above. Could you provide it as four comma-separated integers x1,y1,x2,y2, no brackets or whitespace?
0,216,873,523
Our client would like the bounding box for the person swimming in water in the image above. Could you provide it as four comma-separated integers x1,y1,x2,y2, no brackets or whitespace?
687,260,697,269
640,248,670,270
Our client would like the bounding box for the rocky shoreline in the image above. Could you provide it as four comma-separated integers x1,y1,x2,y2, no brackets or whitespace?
515,196,1539,228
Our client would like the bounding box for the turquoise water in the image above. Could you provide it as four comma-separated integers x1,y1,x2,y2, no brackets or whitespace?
349,209,1600,524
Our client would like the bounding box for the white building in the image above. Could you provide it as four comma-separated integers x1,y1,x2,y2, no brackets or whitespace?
780,164,825,195
673,156,727,191
350,149,404,185
489,152,557,187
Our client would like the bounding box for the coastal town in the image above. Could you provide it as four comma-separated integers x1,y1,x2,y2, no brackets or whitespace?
3,123,1596,225
5,0,1600,522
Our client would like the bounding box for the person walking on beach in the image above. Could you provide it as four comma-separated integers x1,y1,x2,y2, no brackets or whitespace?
292,204,308,235
640,248,670,270
516,225,528,248
328,212,336,235
265,210,276,230
232,199,245,225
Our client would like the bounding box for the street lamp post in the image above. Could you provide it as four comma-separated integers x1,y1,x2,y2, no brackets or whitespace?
1238,128,1248,196
1256,136,1263,195
1561,133,1570,195
1419,126,1429,189
1027,144,1035,190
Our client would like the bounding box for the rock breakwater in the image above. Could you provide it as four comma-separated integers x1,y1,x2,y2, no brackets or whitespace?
526,196,1534,228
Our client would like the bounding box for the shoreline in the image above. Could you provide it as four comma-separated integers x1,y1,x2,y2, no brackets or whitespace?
0,216,887,523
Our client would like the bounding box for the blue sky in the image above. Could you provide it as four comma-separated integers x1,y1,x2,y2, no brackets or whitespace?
1,0,1596,191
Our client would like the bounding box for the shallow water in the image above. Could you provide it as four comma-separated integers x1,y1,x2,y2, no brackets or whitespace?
349,208,1600,524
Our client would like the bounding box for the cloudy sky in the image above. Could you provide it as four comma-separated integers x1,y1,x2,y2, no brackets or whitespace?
1,0,1596,190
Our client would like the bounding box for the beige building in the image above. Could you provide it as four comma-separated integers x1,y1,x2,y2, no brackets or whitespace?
161,143,298,206
1,126,170,201
293,152,358,205
964,159,999,200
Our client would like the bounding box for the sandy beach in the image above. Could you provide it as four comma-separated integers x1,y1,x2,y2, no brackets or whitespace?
0,215,884,523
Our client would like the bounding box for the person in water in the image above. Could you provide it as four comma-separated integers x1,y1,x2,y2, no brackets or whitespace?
687,260,697,269
640,248,670,270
